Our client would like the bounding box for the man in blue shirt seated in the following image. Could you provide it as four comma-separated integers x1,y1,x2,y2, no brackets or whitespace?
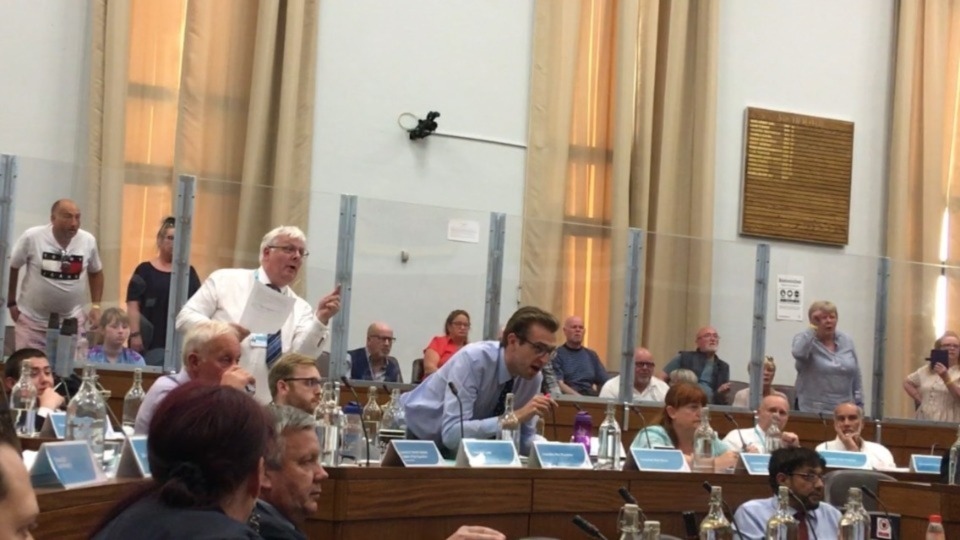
401,306,559,457
734,447,842,539
348,322,402,383
661,326,731,405
551,316,609,396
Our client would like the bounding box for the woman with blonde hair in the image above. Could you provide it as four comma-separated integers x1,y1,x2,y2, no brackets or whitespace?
731,356,787,408
903,331,960,423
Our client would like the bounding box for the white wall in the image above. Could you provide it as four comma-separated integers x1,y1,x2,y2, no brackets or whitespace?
307,0,533,373
713,0,897,413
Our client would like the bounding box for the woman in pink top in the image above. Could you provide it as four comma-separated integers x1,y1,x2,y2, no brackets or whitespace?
423,309,471,377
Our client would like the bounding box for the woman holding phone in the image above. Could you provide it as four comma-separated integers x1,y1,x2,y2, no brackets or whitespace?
903,331,960,422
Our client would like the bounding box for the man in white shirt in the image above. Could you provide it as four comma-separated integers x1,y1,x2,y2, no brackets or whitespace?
815,402,896,469
722,394,800,453
598,347,668,402
8,199,103,349
176,226,340,403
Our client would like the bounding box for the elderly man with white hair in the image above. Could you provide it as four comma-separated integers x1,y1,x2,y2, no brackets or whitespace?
177,226,341,403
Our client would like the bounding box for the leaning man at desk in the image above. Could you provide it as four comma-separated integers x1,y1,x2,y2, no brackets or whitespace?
402,306,559,457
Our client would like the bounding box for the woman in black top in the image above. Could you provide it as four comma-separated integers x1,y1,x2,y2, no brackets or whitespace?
125,217,201,355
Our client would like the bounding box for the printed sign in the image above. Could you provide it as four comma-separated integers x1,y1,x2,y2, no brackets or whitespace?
776,275,804,322
116,436,151,478
528,442,592,469
381,440,443,467
455,439,520,468
39,412,67,439
910,454,942,475
624,448,689,472
29,441,105,489
819,449,871,470
741,453,772,475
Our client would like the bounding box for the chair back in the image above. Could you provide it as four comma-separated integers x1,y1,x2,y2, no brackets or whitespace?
726,380,749,405
411,358,424,384
822,469,896,512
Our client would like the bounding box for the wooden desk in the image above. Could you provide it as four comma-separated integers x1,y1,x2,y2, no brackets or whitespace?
878,481,960,538
35,479,146,539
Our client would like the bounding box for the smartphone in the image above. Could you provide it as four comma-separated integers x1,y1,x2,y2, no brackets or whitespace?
931,349,949,368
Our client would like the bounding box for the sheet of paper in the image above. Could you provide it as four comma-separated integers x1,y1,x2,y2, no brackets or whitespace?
239,282,297,334
776,274,804,321
447,219,480,243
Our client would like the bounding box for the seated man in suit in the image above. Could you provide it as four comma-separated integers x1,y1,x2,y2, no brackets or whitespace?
815,402,896,470
3,348,65,431
348,322,402,383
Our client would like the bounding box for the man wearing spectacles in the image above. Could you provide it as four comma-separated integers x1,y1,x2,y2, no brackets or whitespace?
177,225,341,404
598,347,669,402
8,199,104,350
402,306,560,457
268,353,324,414
348,322,403,383
551,316,610,397
661,326,732,405
734,447,842,539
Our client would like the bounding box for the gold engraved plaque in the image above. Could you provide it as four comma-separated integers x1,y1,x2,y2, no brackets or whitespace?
740,107,853,246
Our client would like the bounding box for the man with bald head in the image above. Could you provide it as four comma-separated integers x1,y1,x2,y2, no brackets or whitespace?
662,325,731,404
599,347,668,402
8,199,104,350
348,322,402,383
722,394,800,453
551,316,609,396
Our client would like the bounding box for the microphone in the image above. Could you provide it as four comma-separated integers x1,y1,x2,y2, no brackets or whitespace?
547,393,559,441
572,515,609,540
573,401,586,412
861,485,897,540
723,412,750,452
340,377,372,467
629,406,653,448
701,482,745,540
618,486,648,524
448,382,465,445
931,443,938,455
786,487,819,540
817,412,829,441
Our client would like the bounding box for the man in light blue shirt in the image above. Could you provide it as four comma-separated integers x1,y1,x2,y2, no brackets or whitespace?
734,447,841,540
401,306,559,457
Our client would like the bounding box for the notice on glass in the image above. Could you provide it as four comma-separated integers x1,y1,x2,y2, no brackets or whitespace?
239,282,296,334
447,219,480,244
776,275,804,322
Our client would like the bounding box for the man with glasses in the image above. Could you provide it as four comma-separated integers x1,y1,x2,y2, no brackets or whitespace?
348,322,403,383
177,225,341,404
661,326,731,405
268,353,323,414
734,447,842,539
598,347,668,402
402,306,560,457
8,199,104,350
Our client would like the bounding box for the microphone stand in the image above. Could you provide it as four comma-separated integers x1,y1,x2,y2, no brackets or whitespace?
861,485,897,540
447,382,465,445
628,405,653,448
617,486,648,524
340,377,372,467
817,412,829,442
723,412,750,452
787,487,819,540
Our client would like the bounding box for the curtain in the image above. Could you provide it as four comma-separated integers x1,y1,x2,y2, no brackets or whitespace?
87,0,320,303
885,0,960,418
522,0,718,367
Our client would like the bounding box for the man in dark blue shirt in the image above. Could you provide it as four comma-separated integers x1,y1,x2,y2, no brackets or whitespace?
551,316,609,396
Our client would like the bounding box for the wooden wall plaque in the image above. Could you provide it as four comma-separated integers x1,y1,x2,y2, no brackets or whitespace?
740,107,853,246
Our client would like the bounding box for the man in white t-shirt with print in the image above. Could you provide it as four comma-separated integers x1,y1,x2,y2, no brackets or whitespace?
8,199,103,349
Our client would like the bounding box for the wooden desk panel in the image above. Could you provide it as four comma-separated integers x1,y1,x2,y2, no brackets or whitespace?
35,479,145,539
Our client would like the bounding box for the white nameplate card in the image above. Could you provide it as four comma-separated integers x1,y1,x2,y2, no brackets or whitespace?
456,439,521,468
116,436,151,478
910,454,942,475
741,453,771,476
39,412,67,439
29,441,106,489
528,442,592,469
381,440,443,467
624,448,689,472
819,449,871,470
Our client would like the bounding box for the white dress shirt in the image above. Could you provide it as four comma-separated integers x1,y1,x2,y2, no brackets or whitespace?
815,437,896,470
598,375,668,402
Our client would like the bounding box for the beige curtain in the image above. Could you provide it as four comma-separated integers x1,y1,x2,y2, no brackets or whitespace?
885,0,960,418
87,0,319,303
522,0,718,366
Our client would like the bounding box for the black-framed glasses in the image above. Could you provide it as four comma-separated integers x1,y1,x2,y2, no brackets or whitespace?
635,362,656,369
268,245,310,257
519,336,556,357
789,472,825,483
283,377,322,388
371,335,397,343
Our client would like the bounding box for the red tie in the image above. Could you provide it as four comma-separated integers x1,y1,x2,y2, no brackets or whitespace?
796,512,809,540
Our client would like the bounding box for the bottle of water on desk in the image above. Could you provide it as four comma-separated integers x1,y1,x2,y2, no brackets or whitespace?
498,393,520,451
10,358,38,437
362,387,382,460
597,402,621,470
764,417,782,454
765,485,797,539
640,520,660,540
700,485,734,539
617,502,642,540
838,487,870,540
121,368,145,435
66,365,107,464
340,402,364,465
692,406,716,473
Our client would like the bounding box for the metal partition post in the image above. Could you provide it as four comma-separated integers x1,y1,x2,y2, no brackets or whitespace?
163,175,196,373
618,229,644,407
0,155,17,357
329,195,357,381
748,244,771,410
483,213,506,341
871,257,890,419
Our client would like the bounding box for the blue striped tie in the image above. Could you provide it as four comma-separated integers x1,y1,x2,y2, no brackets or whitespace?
265,284,283,367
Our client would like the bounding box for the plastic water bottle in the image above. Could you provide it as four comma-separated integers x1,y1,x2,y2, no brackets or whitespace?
597,402,622,470
838,487,870,540
693,407,716,473
121,368,144,435
340,402,364,465
926,514,945,540
498,393,521,451
66,364,107,464
700,485,734,539
765,485,798,539
10,358,38,437
572,410,592,453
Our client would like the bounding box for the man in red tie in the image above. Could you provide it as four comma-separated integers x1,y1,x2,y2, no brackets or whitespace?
733,447,842,539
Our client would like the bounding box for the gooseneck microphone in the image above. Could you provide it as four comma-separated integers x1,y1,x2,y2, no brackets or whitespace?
786,488,819,540
722,413,750,452
701,482,745,540
340,377,372,467
618,486,648,524
628,406,653,448
930,443,938,455
448,382,465,444
572,515,609,540
817,412,829,441
860,485,897,540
